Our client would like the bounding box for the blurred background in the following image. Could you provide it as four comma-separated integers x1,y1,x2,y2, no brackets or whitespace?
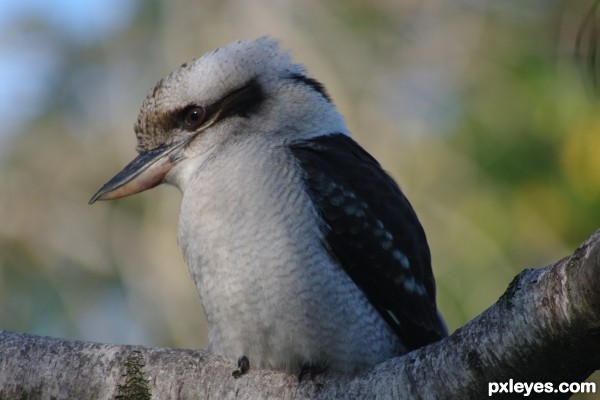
1,0,599,396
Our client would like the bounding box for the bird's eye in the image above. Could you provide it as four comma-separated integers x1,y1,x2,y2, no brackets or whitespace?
184,106,206,127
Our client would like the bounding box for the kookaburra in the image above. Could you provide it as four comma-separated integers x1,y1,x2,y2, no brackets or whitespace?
90,37,447,377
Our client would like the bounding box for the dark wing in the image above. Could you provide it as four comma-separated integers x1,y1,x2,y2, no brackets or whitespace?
290,133,447,350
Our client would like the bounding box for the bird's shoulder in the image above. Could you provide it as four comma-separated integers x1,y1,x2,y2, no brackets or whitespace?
289,133,447,349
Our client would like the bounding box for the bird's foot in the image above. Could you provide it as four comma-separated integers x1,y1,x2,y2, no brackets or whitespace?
232,355,250,378
298,363,326,383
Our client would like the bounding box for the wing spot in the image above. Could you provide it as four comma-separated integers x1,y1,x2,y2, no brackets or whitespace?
343,203,366,217
320,181,337,196
392,250,410,269
401,275,427,296
329,195,344,206
386,309,401,326
344,190,357,199
381,240,393,251
372,219,385,237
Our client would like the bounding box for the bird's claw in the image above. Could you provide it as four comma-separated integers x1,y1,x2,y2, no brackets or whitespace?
232,355,250,378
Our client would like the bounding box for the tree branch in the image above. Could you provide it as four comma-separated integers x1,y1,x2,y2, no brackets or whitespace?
2,230,600,399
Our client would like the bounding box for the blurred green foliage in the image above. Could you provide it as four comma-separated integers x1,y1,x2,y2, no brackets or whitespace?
0,0,598,396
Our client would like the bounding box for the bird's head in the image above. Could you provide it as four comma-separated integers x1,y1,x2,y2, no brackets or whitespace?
89,36,346,203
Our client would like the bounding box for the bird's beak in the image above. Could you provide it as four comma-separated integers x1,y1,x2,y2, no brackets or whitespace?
89,142,183,204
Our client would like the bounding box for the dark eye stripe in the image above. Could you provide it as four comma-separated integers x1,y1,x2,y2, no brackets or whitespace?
288,73,331,103
164,78,266,134
214,77,265,120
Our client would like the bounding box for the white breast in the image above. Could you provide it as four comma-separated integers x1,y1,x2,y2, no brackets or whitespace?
175,134,402,375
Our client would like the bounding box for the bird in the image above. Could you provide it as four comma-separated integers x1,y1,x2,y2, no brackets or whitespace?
90,37,447,377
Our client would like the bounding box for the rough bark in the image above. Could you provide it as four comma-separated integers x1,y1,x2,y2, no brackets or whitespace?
2,230,600,399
